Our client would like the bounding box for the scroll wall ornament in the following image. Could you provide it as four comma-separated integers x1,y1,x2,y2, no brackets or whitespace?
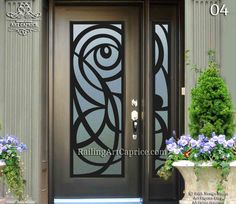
6,2,41,36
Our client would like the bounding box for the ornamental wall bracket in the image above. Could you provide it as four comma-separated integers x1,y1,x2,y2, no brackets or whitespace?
6,2,41,36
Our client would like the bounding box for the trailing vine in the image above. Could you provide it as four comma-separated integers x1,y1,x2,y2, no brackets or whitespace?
0,135,27,202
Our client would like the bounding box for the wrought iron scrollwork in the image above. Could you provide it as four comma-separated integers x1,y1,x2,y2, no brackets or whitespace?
71,22,124,177
152,23,171,175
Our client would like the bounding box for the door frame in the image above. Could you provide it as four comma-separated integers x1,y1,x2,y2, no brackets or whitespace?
48,0,185,203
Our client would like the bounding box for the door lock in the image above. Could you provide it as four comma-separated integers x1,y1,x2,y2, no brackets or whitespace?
131,110,138,140
131,110,138,121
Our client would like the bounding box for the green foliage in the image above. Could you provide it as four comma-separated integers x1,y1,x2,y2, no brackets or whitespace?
185,50,201,73
189,57,235,139
0,125,26,202
158,140,236,194
157,154,185,180
1,150,26,201
159,51,236,197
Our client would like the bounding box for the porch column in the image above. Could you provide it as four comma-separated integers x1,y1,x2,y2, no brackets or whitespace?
0,0,47,203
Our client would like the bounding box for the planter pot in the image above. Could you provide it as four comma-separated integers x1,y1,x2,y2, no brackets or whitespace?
0,161,6,204
173,160,236,204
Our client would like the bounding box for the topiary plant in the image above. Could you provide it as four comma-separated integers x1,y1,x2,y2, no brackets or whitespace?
189,53,235,139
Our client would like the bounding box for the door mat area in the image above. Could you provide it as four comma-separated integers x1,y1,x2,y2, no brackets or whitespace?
54,198,143,204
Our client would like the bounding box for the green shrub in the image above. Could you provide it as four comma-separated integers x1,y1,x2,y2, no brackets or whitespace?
189,58,235,139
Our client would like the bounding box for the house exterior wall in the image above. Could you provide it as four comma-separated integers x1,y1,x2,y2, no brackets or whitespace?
185,0,221,133
0,0,47,203
221,0,236,119
0,0,235,204
185,0,236,133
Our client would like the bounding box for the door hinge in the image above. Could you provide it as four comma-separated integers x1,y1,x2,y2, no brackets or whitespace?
181,87,186,96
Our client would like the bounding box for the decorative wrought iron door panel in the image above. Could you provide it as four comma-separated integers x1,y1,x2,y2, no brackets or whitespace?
70,22,124,177
149,4,184,202
152,23,170,176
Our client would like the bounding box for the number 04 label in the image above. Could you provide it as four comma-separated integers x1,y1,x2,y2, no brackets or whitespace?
210,4,229,16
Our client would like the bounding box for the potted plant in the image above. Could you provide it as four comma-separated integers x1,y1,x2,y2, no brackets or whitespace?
0,125,27,203
158,52,236,203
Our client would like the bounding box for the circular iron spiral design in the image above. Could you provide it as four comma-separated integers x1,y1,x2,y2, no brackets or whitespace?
71,23,124,176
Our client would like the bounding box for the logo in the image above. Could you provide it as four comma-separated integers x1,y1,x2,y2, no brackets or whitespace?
6,2,41,36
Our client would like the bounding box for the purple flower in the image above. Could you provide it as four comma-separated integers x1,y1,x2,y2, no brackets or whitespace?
198,134,208,143
198,134,205,140
177,139,188,147
190,139,198,148
211,136,218,142
208,141,216,148
166,143,177,152
226,139,234,148
0,135,27,154
233,135,236,142
17,146,23,153
1,146,7,152
164,134,236,157
20,143,27,151
5,135,19,145
200,143,212,153
16,143,27,153
180,135,191,142
0,139,5,145
199,141,206,148
203,145,211,152
218,135,226,145
166,137,176,145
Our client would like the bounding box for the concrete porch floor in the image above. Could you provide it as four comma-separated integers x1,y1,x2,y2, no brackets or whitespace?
54,198,143,204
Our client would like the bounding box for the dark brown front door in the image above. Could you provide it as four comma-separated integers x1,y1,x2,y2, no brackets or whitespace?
54,6,141,198
52,1,184,203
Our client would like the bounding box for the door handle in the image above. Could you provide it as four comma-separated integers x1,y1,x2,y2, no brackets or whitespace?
131,110,138,140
